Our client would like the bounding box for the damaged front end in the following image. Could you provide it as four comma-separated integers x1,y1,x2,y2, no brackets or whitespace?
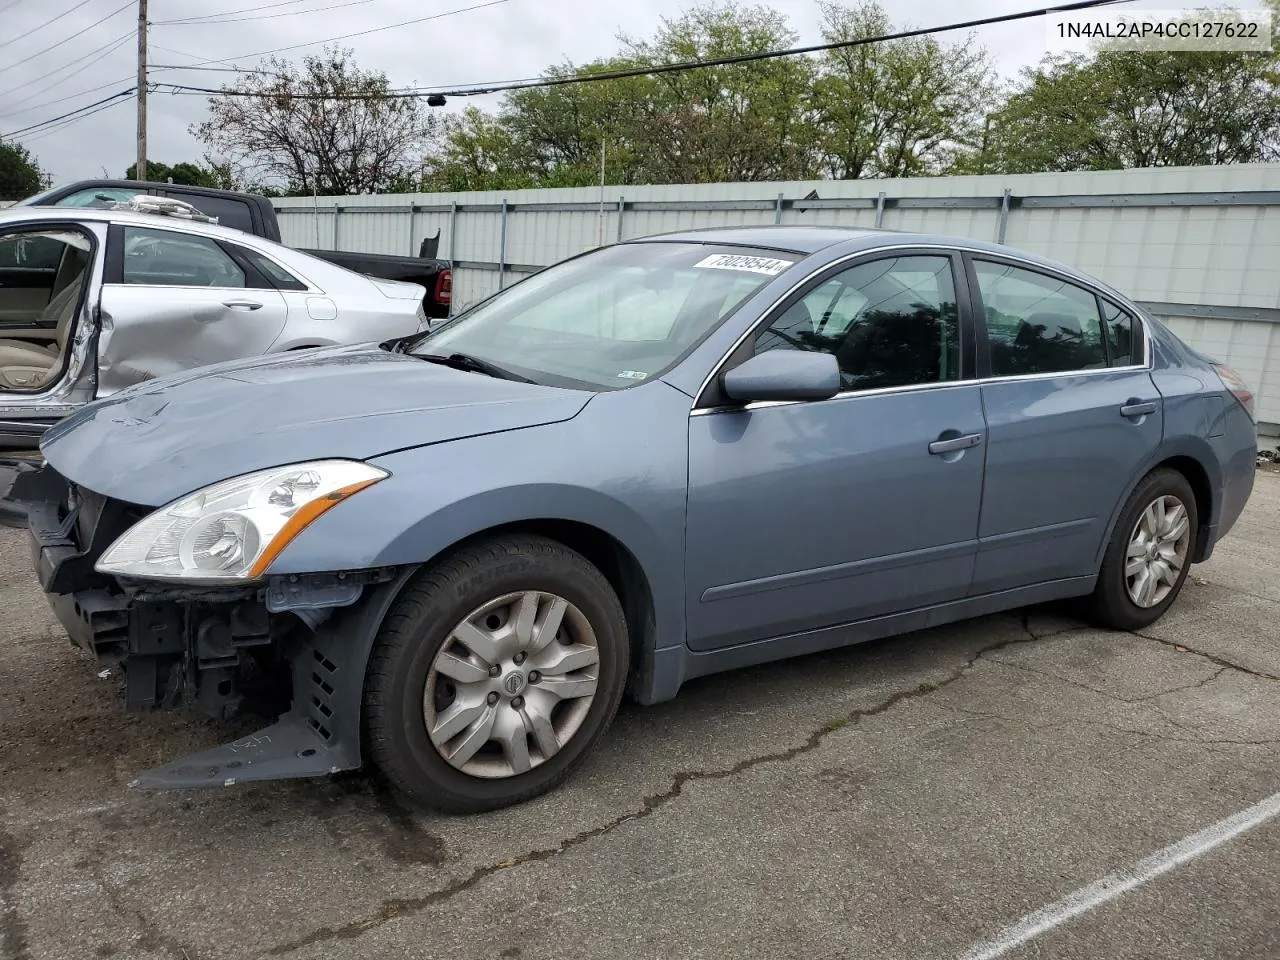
16,463,413,791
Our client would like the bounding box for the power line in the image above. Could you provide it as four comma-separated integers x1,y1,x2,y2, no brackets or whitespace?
157,0,1136,102
156,0,391,26
0,0,100,53
152,0,312,24
0,72,135,121
151,42,239,66
4,88,135,139
169,0,515,68
19,92,135,145
0,30,133,104
0,0,135,77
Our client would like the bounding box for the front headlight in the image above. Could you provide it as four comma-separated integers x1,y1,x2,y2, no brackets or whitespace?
95,459,388,583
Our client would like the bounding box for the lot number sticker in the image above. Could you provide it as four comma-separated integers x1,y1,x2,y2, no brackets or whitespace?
693,254,793,276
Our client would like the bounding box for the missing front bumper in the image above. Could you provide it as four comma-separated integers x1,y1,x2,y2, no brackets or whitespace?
21,463,416,791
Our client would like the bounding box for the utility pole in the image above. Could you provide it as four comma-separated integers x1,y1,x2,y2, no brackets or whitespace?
136,0,148,182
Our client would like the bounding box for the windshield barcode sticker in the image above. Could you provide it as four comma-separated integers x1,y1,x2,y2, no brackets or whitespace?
693,254,793,276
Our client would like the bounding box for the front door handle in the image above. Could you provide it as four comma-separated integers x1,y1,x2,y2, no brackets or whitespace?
223,300,263,310
1120,401,1157,418
929,433,983,455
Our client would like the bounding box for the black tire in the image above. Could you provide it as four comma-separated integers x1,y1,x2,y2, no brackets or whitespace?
363,535,629,814
1084,467,1198,631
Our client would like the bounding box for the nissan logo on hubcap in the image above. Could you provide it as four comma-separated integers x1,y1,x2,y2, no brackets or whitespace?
503,672,527,695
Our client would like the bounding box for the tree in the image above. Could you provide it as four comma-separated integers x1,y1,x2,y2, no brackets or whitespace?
123,160,217,185
0,140,45,200
810,1,997,179
425,3,820,189
977,7,1280,172
192,46,436,195
618,3,820,182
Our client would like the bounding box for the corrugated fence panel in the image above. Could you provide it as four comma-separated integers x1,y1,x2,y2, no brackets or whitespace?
272,164,1280,431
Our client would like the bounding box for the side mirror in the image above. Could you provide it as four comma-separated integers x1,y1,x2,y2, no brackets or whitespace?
721,350,841,403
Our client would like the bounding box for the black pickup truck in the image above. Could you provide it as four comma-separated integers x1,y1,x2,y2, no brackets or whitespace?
15,179,452,318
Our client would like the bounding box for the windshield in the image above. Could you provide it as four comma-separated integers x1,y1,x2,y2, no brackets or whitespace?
411,242,798,390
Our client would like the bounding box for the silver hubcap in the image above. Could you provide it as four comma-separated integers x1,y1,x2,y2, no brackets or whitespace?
424,591,600,779
1125,494,1191,608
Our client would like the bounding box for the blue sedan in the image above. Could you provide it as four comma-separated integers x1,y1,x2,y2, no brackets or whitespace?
21,226,1257,812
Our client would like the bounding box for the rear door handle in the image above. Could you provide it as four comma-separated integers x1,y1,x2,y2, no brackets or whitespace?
928,433,983,455
223,300,263,310
1120,401,1157,418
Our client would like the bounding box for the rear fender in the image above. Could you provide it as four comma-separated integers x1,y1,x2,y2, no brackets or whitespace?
1093,437,1222,569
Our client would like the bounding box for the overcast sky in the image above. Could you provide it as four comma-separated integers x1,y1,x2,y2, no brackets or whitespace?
0,0,1267,186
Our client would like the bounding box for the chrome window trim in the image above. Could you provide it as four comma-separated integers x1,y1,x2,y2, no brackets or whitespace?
689,241,1154,416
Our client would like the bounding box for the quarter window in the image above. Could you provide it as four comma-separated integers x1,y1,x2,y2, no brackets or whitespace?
754,254,961,392
974,261,1107,376
121,227,245,288
1100,300,1137,366
239,247,307,290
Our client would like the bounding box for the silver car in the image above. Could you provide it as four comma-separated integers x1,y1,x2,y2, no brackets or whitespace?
0,200,428,446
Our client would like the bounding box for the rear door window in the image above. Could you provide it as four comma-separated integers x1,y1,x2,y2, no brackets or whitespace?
973,260,1107,376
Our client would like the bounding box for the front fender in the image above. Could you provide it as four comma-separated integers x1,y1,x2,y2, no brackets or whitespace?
266,386,693,655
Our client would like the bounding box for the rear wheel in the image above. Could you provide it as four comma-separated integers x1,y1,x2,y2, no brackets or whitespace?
363,535,628,813
1085,468,1197,631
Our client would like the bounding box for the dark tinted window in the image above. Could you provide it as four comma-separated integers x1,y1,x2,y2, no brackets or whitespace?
1100,300,1137,366
54,187,140,209
238,247,307,290
755,254,960,392
974,261,1106,376
166,193,254,233
122,227,245,287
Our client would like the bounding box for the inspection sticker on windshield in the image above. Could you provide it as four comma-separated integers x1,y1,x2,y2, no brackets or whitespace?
693,254,792,276
616,370,648,380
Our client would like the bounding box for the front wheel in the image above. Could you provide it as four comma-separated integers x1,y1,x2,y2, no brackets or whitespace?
1085,468,1198,631
363,535,629,813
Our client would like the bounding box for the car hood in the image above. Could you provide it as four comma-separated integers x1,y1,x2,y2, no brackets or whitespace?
41,345,592,506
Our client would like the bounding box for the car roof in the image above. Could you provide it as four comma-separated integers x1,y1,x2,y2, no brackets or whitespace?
631,224,1113,290
0,204,267,246
632,225,887,254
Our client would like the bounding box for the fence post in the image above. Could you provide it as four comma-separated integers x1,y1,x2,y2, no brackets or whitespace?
997,188,1012,244
448,200,458,265
332,205,340,250
774,193,784,224
616,196,625,242
874,191,886,228
498,199,508,290
407,203,417,256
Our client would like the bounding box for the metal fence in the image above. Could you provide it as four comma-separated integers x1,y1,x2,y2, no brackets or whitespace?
236,166,1280,435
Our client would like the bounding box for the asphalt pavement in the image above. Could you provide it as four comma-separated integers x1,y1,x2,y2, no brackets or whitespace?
1,473,1277,960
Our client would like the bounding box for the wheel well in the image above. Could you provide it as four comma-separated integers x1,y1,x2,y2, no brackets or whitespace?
1154,455,1214,559
444,520,657,688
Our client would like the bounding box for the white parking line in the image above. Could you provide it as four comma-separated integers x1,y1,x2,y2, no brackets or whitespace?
959,789,1280,960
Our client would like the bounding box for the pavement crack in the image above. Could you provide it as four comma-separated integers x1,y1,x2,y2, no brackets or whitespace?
986,657,1230,704
0,822,31,960
266,626,1051,955
935,701,1280,747
1131,631,1280,683
82,834,193,960
1127,666,1231,702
